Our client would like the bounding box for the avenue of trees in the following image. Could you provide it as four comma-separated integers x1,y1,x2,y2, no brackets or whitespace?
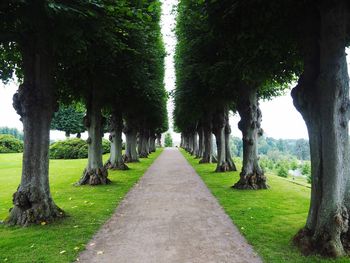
174,0,350,258
0,0,167,226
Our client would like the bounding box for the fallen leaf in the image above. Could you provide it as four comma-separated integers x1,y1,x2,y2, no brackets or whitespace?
30,244,35,248
41,222,47,225
60,250,66,254
97,251,104,255
73,225,79,228
89,243,95,247
74,247,80,251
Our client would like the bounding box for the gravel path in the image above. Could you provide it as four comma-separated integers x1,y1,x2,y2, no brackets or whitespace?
78,148,261,263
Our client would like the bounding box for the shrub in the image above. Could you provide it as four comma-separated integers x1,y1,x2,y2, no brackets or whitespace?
277,166,288,178
50,138,110,159
301,162,311,176
164,133,173,147
301,162,311,183
0,134,23,153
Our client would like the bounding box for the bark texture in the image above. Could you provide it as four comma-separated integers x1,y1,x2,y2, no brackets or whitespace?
105,110,128,170
292,2,350,257
124,124,139,163
199,115,213,164
77,99,109,185
191,132,199,156
213,109,229,172
156,133,162,147
150,133,157,152
138,128,150,158
196,126,204,159
7,41,64,226
225,118,237,171
233,86,268,190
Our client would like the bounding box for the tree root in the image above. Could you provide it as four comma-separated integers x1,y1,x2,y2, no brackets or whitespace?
215,162,230,172
76,167,110,185
104,160,129,170
6,187,65,226
199,157,211,164
294,227,349,257
123,154,139,163
139,152,149,158
232,172,269,190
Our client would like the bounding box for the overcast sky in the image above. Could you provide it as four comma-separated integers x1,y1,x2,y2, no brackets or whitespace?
1,1,349,142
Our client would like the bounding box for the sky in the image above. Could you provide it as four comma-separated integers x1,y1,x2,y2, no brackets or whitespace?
2,1,349,142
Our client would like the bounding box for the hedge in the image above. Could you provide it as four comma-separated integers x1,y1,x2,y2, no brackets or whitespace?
0,134,24,153
49,138,110,159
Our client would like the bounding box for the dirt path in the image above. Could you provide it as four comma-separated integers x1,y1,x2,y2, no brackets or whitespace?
78,148,261,263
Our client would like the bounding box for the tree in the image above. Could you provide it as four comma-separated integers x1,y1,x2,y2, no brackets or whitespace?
0,0,100,226
51,105,85,138
164,133,173,147
174,0,236,171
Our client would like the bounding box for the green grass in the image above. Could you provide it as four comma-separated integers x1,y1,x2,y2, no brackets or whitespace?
181,149,349,263
0,149,162,263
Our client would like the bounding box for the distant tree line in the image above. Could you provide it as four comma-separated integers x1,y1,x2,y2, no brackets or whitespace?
0,127,23,141
230,136,310,161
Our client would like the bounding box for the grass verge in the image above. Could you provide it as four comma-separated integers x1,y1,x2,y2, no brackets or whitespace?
0,149,162,263
181,149,348,263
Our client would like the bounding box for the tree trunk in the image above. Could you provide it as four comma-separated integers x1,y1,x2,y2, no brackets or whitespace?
7,42,64,226
77,98,109,185
156,133,162,147
196,127,204,159
150,133,156,152
225,118,237,171
105,110,128,170
292,2,350,257
76,132,81,139
65,131,70,138
200,117,213,163
124,125,139,163
139,128,150,158
192,132,198,156
232,86,268,190
188,132,194,155
213,109,229,172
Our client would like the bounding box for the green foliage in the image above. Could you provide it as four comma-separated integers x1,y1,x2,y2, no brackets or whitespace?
230,135,310,161
0,150,162,263
0,134,23,153
164,133,173,147
51,105,85,137
0,127,23,141
49,138,110,159
277,166,288,178
301,162,311,184
259,156,275,171
174,0,302,134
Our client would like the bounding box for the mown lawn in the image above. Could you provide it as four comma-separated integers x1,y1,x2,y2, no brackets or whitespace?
181,149,349,263
0,149,162,263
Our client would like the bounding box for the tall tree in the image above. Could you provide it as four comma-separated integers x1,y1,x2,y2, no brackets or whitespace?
51,105,85,138
290,0,350,257
0,0,100,225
